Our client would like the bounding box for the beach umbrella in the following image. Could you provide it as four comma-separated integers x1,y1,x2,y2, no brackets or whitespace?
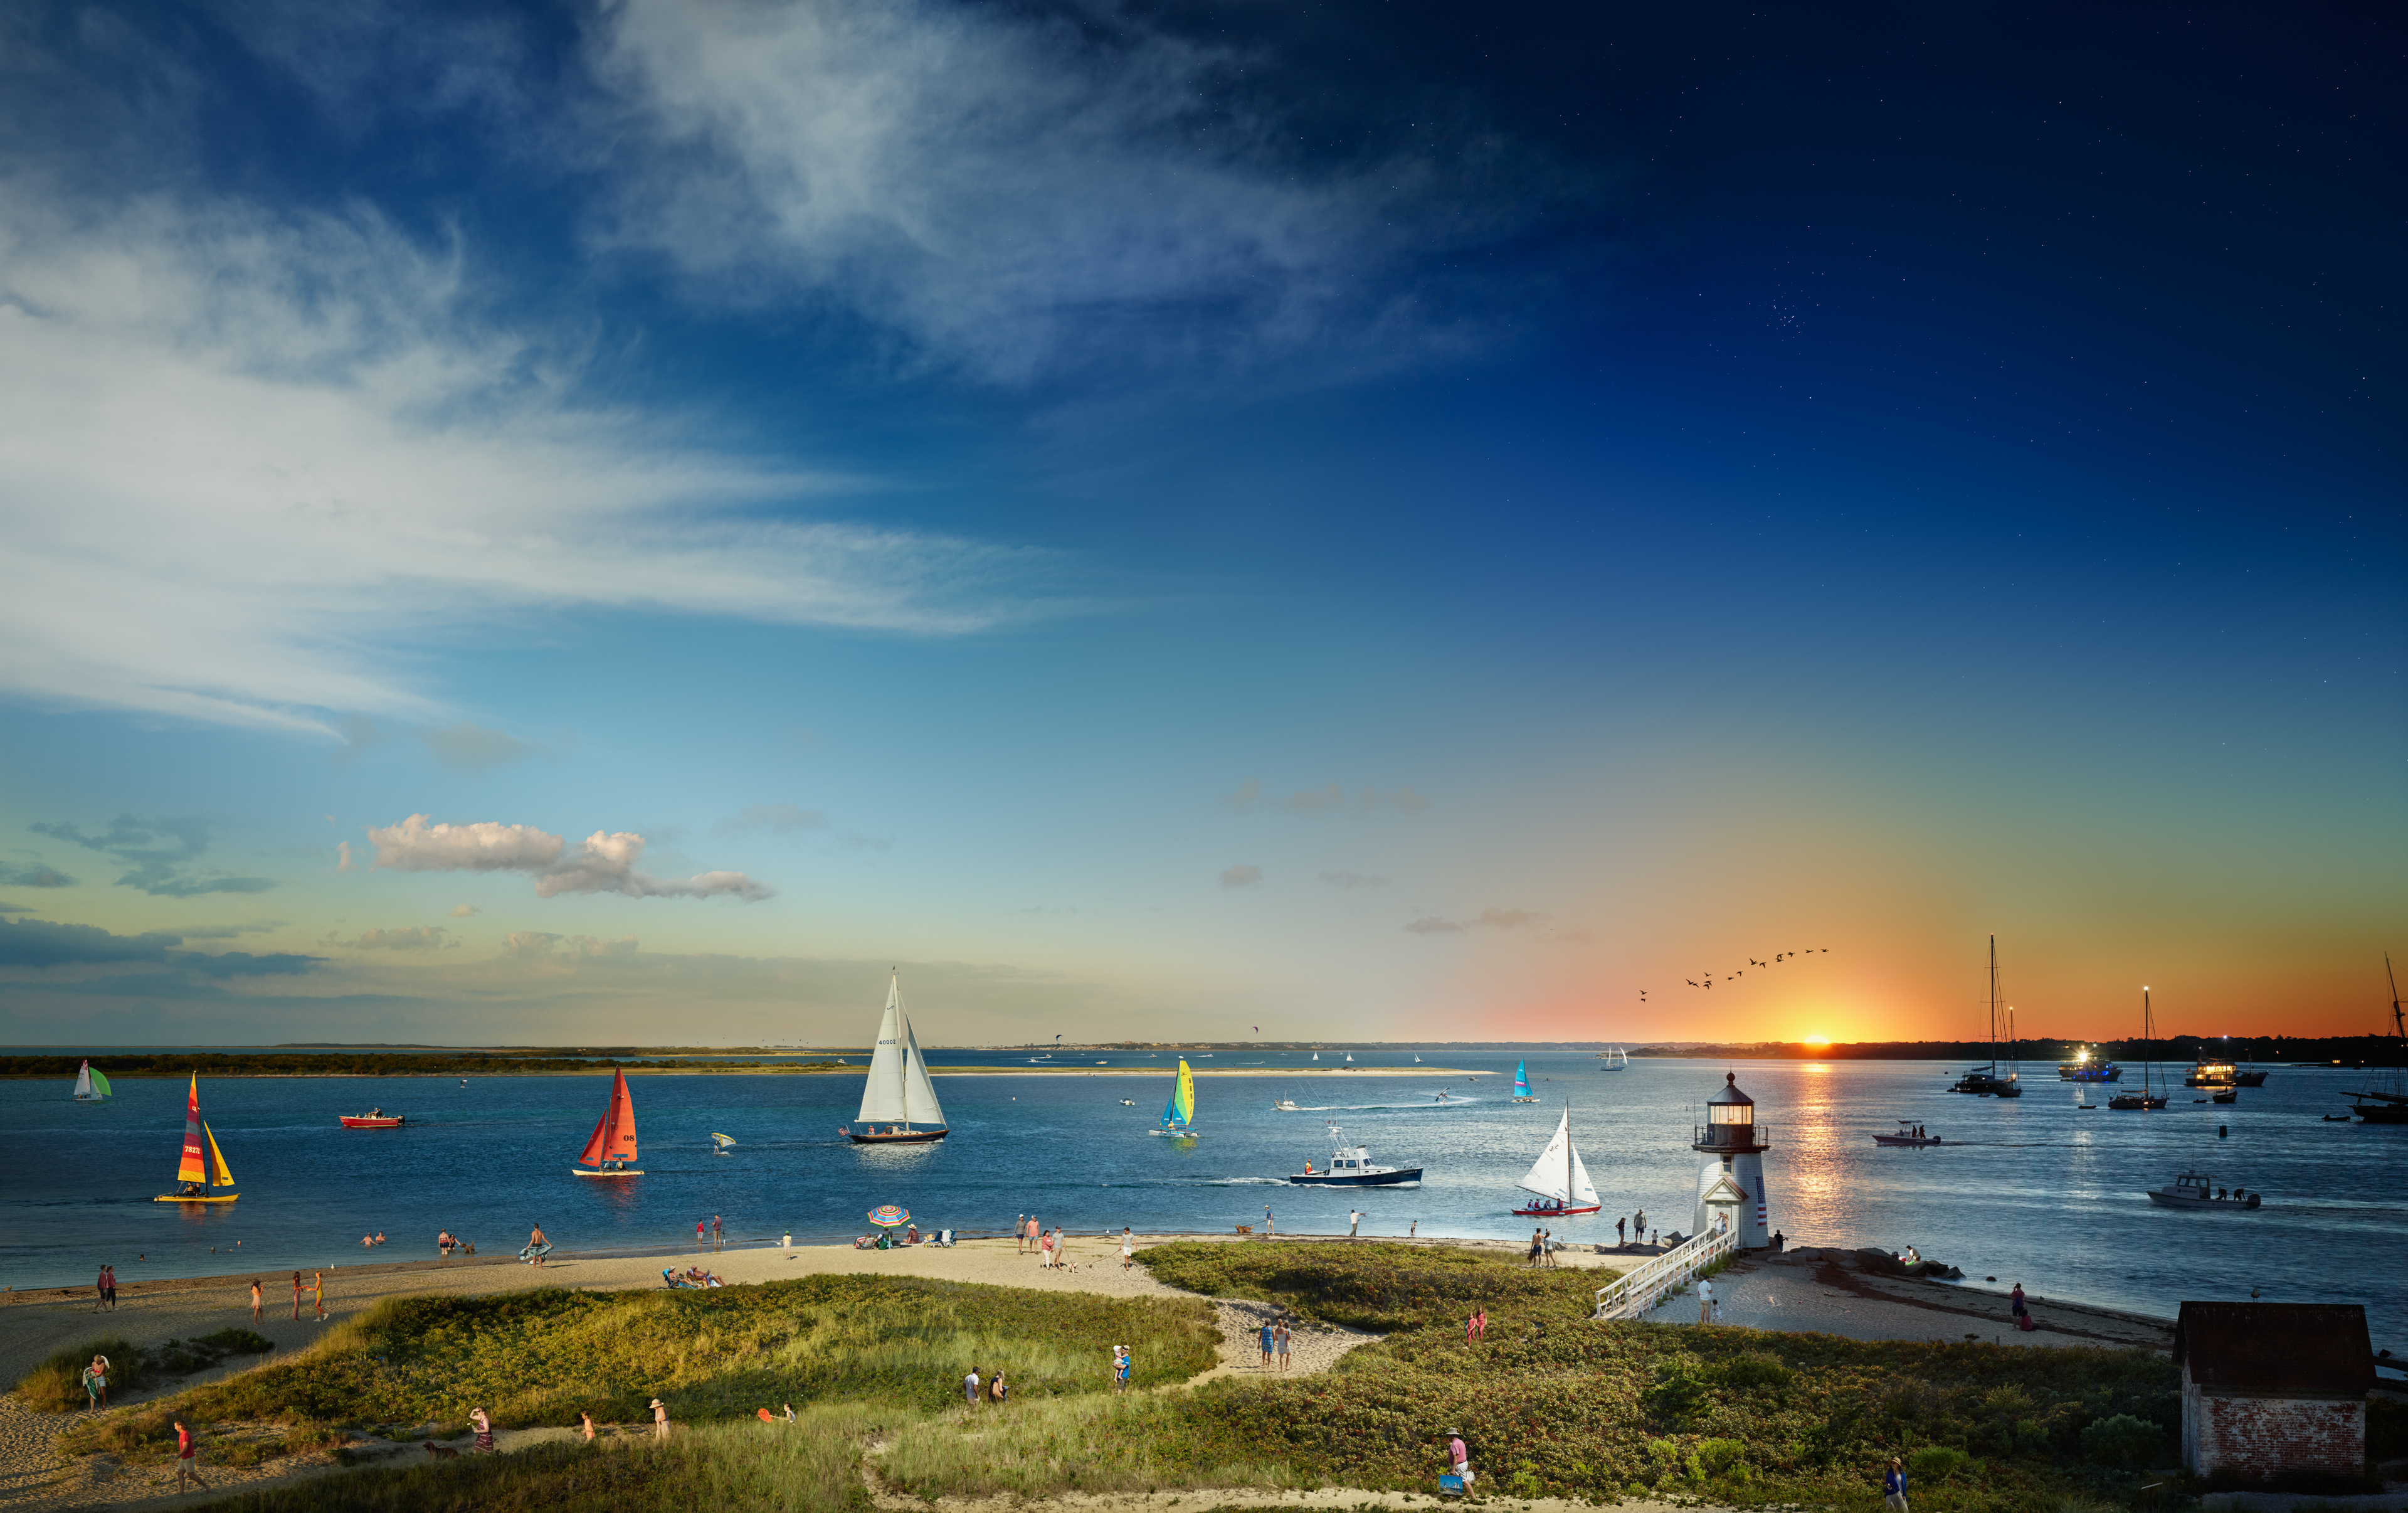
867,1204,910,1228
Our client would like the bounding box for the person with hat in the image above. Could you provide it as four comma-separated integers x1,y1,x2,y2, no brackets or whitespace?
1444,1428,1473,1492
651,1398,670,1440
1883,1455,1908,1512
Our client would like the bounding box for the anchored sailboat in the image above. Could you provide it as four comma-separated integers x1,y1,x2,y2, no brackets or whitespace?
73,1059,112,1103
2108,988,2170,1110
1511,1103,1600,1216
155,1073,238,1202
843,970,949,1144
1510,1059,1538,1103
1152,1058,1200,1136
1598,1046,1629,1070
573,1066,643,1175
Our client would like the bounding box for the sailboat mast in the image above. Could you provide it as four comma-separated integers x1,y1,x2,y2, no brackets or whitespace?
1565,1100,1573,1202
1988,934,2000,1074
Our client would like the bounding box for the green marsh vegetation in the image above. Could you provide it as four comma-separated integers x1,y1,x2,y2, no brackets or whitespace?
15,1329,272,1413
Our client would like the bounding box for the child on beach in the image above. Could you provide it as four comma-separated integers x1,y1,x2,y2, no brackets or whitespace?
1121,1226,1135,1269
249,1280,262,1323
291,1271,303,1320
314,1270,325,1320
1112,1346,1131,1393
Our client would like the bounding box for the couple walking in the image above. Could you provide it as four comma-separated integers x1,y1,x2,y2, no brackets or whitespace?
1022,1216,1069,1267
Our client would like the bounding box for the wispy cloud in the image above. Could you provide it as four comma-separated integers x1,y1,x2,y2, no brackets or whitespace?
587,1,1538,386
327,926,458,952
365,814,771,901
0,860,76,888
1219,864,1264,888
28,814,277,897
504,931,637,958
0,915,320,977
1404,906,1543,936
0,192,1078,736
717,802,891,852
421,723,539,773
1224,780,1429,817
1318,871,1388,889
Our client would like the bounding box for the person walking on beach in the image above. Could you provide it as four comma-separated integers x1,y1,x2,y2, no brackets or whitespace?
1024,1214,1040,1253
174,1418,210,1493
92,1266,107,1312
290,1271,303,1320
103,1265,117,1310
1617,1216,1627,1246
1698,1277,1714,1325
1259,1319,1275,1368
1121,1227,1136,1269
314,1270,325,1321
651,1398,670,1440
712,1214,723,1249
783,1230,792,1254
2009,1282,2027,1322
1262,1206,1274,1237
248,1280,262,1324
1348,1209,1361,1238
696,1219,707,1248
1274,1317,1291,1369
1634,1206,1645,1236
1883,1456,1908,1512
1410,1219,1417,1238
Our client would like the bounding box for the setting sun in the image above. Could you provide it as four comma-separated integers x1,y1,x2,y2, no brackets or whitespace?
1803,1034,1830,1045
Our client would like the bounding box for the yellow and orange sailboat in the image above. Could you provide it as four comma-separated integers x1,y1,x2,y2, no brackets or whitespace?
156,1073,239,1203
573,1066,643,1176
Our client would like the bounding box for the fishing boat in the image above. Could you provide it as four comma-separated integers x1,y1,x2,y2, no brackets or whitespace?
842,970,949,1144
1871,1119,1945,1147
155,1074,238,1202
2145,1171,2261,1210
1272,1097,1300,1112
1598,1046,1630,1071
339,1109,404,1128
2340,956,2408,1125
573,1066,643,1175
2108,988,2170,1110
1151,1058,1200,1136
1510,1104,1600,1216
72,1060,112,1103
1288,1125,1421,1186
1509,1059,1539,1103
710,1132,736,1155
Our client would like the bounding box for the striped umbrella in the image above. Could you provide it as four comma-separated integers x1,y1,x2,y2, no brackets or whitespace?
867,1204,910,1228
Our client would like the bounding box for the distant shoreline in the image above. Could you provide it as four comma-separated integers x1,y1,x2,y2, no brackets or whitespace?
0,1064,1490,1080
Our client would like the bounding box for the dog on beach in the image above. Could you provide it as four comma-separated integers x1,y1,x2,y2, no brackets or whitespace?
423,1441,459,1459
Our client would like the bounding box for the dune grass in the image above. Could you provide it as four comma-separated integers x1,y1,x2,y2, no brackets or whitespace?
14,1328,273,1413
875,1392,1291,1499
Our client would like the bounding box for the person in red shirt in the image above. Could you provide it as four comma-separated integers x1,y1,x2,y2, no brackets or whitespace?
174,1418,210,1492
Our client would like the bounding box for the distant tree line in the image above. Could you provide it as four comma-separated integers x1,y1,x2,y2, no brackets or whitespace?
1627,1036,2407,1066
0,1052,853,1079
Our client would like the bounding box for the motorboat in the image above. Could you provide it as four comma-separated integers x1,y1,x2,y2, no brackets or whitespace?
2056,1045,2121,1082
1288,1125,1421,1186
340,1110,405,1128
2145,1171,2261,1210
1871,1120,1945,1147
1271,1097,1300,1112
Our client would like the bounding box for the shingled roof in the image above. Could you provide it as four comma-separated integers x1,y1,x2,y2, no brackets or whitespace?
2175,1302,2374,1396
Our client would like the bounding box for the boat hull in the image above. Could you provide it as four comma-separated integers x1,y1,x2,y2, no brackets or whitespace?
340,1116,404,1128
2145,1189,2261,1209
2352,1102,2408,1124
843,1127,949,1144
1511,1204,1600,1216
2107,1095,2168,1110
1871,1135,1945,1147
1288,1169,1422,1186
1148,1127,1199,1137
154,1194,238,1203
2233,1070,2268,1086
572,1167,645,1176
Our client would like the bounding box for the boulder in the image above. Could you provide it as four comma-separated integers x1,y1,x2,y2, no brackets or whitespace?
1854,1246,1906,1275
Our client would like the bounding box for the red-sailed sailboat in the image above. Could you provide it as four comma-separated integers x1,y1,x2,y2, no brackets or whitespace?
573,1066,643,1176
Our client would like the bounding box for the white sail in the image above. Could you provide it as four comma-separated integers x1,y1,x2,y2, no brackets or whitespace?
898,1007,946,1127
1513,1108,1600,1206
74,1061,93,1098
857,982,909,1123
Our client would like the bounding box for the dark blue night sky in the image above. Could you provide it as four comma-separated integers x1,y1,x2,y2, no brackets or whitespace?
1,2,2399,1046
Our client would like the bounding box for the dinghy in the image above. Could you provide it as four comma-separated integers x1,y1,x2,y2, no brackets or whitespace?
1151,1058,1200,1137
1510,1059,1538,1103
573,1067,643,1176
155,1073,238,1202
73,1060,112,1103
842,970,949,1144
1510,1103,1600,1216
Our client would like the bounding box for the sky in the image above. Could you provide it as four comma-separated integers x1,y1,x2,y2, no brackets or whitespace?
1,2,2400,1049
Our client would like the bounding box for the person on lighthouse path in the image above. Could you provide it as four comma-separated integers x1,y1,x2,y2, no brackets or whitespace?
1697,1277,1715,1324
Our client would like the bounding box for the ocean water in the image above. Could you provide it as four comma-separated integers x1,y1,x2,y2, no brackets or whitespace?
4,1052,2401,1349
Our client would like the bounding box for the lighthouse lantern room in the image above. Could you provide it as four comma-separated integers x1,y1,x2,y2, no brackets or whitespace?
1692,1071,1773,1249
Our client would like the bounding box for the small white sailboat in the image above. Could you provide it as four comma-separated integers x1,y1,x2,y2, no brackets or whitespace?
73,1060,112,1103
843,970,949,1144
1311,1051,1320,1062
710,1132,736,1155
1598,1046,1630,1071
1511,1103,1600,1216
1343,1051,1354,1065
1151,1058,1200,1136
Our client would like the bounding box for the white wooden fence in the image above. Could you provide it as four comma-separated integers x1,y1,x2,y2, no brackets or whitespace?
1590,1225,1737,1320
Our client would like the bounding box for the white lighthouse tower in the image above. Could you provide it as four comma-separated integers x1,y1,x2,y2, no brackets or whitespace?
1692,1071,1772,1249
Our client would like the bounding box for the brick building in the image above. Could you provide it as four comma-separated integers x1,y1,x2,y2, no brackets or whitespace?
2175,1302,2375,1478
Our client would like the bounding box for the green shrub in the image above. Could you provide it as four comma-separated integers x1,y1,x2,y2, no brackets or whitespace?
15,1338,147,1413
2078,1413,2162,1468
1907,1445,1969,1483
1640,1361,1712,1426
1718,1351,1795,1390
1695,1438,1750,1478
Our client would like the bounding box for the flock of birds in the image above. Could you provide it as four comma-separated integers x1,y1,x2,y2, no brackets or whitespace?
1669,947,1831,992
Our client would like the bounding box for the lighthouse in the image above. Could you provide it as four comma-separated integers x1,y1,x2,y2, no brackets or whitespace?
1692,1071,1772,1248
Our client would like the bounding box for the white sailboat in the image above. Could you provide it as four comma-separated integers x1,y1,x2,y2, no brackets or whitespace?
73,1060,112,1102
1598,1046,1629,1070
842,970,949,1144
1510,1104,1600,1216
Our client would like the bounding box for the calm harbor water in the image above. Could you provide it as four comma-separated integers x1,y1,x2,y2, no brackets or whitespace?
5,1052,2401,1348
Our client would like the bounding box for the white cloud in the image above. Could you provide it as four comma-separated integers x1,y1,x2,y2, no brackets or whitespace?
587,1,1514,385
503,930,636,958
0,191,1074,736
1405,906,1543,935
330,926,457,952
365,814,770,901
448,903,480,918
1218,864,1264,888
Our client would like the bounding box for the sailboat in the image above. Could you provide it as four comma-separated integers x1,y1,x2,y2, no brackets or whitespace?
1511,1104,1600,1216
2108,989,2170,1110
842,970,949,1144
73,1060,112,1102
1948,936,2022,1096
1510,1059,1538,1103
1598,1046,1630,1071
2340,955,2408,1124
1151,1058,1200,1136
1343,1051,1354,1066
154,1073,238,1202
573,1066,643,1175
710,1132,736,1155
1311,1051,1319,1062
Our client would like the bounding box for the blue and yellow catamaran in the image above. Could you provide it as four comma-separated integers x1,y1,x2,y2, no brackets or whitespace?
1151,1058,1200,1137
156,1073,239,1202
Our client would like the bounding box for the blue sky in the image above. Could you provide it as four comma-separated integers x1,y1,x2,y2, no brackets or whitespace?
1,2,2400,1046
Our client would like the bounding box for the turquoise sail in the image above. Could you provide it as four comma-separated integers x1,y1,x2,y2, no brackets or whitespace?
1512,1059,1531,1098
1161,1058,1197,1129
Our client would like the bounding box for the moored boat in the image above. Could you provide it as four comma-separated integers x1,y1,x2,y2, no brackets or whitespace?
2108,987,2171,1110
2340,956,2408,1125
573,1066,643,1175
1511,1104,1600,1216
156,1073,239,1203
1288,1125,1421,1186
2184,1058,2238,1089
842,970,949,1144
2144,1170,2261,1210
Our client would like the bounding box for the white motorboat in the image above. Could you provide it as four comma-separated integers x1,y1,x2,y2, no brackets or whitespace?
1871,1120,1945,1147
2145,1171,2261,1210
